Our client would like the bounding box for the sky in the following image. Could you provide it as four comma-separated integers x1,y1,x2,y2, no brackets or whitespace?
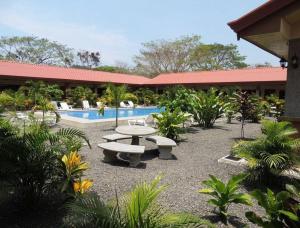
0,0,279,66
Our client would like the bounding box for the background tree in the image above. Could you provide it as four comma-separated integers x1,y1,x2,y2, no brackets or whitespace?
191,43,247,70
66,86,96,107
20,81,64,104
93,65,130,74
133,35,202,77
0,36,74,66
76,50,100,68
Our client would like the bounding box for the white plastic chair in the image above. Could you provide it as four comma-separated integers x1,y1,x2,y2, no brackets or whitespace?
82,100,90,109
128,114,156,127
60,102,72,110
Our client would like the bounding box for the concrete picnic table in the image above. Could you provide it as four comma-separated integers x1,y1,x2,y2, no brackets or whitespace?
115,125,157,145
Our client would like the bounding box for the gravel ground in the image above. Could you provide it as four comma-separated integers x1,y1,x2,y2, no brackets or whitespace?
59,119,264,227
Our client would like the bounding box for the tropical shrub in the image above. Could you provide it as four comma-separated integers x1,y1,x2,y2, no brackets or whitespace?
0,119,90,208
66,86,96,107
153,108,188,140
124,92,138,105
199,174,252,224
246,188,300,227
104,83,127,127
20,80,64,104
159,86,195,113
64,175,214,228
0,91,14,110
134,87,157,105
266,94,285,120
232,120,300,184
192,88,225,128
231,91,255,138
221,87,239,124
61,151,90,193
247,95,265,123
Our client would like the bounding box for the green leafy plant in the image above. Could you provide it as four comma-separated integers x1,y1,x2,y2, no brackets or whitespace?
64,175,214,227
232,120,300,184
123,92,138,105
192,88,225,128
105,83,127,127
134,87,157,106
66,86,96,107
246,188,299,227
153,108,188,140
266,94,285,120
247,95,265,123
231,91,255,138
0,120,90,208
199,173,252,224
159,86,196,113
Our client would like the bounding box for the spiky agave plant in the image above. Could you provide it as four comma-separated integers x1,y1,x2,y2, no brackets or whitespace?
232,120,300,184
64,175,214,228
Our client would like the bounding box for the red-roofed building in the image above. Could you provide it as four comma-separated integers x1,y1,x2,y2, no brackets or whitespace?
228,0,300,133
0,60,287,97
147,67,286,97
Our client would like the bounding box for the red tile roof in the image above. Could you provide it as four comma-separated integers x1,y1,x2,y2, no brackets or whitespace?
228,0,296,33
0,60,287,86
147,68,286,85
0,60,151,85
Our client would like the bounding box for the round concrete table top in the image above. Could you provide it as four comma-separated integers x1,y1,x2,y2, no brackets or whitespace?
115,125,157,136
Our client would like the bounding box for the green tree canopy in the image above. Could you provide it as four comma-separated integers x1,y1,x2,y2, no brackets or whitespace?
0,36,74,66
133,36,248,76
191,43,248,70
134,35,202,77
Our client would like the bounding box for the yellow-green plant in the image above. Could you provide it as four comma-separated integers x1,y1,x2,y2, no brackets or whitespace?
73,179,93,194
61,151,89,193
192,88,225,128
65,175,214,227
232,120,300,184
246,188,299,227
153,108,188,140
199,173,252,224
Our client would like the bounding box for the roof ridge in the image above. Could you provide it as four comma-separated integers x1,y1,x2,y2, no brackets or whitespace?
156,67,284,76
0,59,148,78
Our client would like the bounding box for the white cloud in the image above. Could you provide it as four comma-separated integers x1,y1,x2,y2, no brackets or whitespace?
0,4,136,65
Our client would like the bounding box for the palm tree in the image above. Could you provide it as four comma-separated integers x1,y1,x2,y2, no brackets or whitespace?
64,175,213,227
232,120,300,183
106,83,127,127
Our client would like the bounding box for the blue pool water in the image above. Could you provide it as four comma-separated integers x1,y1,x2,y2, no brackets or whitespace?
60,107,164,120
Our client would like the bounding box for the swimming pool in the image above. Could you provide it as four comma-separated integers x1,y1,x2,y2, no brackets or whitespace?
60,107,164,120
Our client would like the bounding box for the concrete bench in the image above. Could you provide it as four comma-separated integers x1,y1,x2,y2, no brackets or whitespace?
146,135,176,159
102,133,132,142
98,142,145,167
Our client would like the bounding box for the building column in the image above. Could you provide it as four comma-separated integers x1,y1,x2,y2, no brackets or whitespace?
281,38,300,134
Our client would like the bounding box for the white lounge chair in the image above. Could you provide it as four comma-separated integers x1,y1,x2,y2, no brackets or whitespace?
128,113,156,127
82,100,90,109
51,101,59,110
16,112,29,120
120,100,134,108
59,102,72,111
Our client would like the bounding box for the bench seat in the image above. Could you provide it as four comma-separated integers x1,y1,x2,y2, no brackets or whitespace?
146,135,176,159
98,142,145,167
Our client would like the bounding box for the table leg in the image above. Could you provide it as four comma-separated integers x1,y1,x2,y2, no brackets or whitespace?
131,136,139,145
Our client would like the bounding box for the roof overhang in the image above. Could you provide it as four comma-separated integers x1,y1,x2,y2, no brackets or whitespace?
228,0,300,59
